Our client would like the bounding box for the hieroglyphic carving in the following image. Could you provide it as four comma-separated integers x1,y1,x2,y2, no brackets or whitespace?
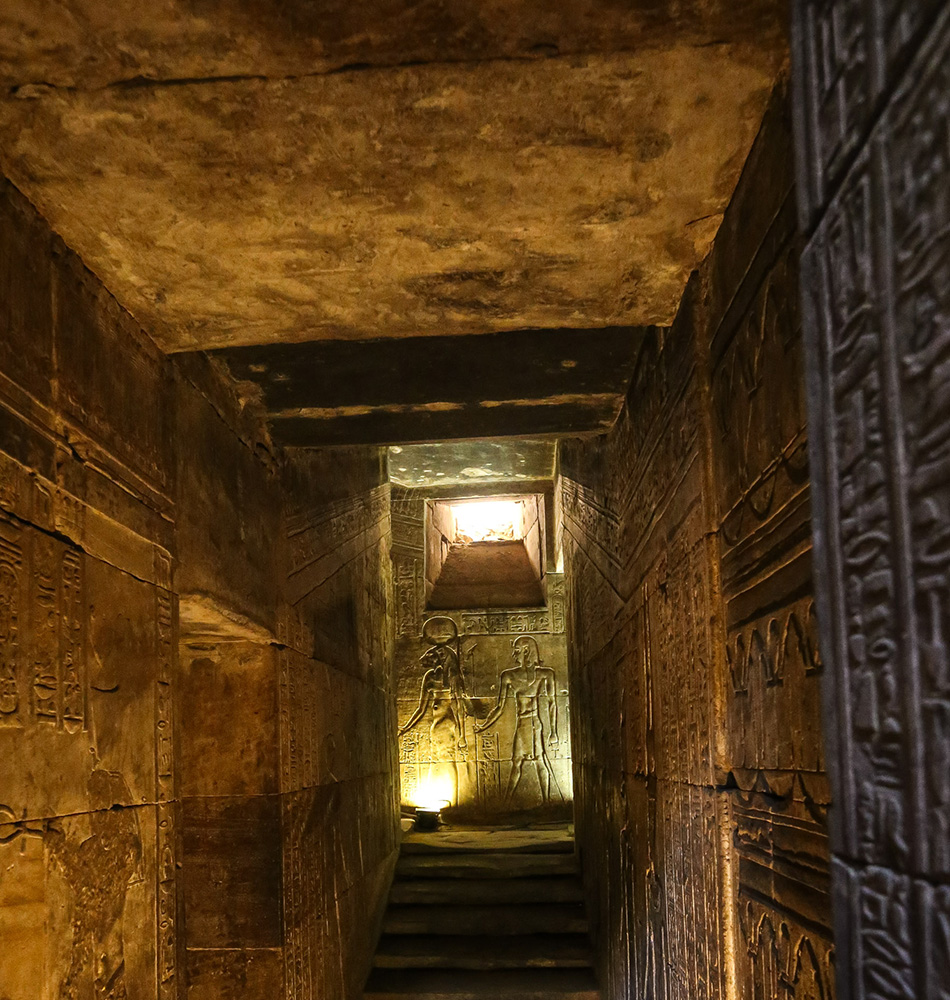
286,487,389,575
279,649,293,793
794,0,872,219
0,457,21,514
805,149,909,867
727,600,822,695
794,4,950,996
155,590,176,998
399,610,570,813
550,574,567,634
887,28,950,874
282,794,305,1000
477,732,500,801
399,730,421,807
0,521,21,726
712,241,803,514
60,550,84,734
32,532,59,725
460,608,555,635
739,899,834,1000
394,555,421,637
391,487,425,555
11,531,89,734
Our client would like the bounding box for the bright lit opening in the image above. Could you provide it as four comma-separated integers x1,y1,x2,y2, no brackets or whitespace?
452,500,521,543
413,773,456,810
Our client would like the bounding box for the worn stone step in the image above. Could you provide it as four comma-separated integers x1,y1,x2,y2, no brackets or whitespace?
396,852,579,880
373,933,593,970
382,903,589,936
364,967,600,999
402,830,574,855
390,875,584,905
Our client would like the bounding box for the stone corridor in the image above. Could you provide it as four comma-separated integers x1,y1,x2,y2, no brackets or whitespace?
0,3,948,1000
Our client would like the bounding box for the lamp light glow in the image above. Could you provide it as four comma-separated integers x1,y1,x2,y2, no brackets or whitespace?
412,774,455,812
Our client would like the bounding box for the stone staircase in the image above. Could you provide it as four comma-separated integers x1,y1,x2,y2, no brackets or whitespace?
363,827,600,1000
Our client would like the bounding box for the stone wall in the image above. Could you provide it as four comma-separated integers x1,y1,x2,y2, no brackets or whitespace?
0,178,399,1000
392,485,571,822
559,80,834,1000
793,3,950,997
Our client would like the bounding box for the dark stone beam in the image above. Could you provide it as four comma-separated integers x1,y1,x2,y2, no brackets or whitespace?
205,326,648,444
209,326,648,413
271,398,620,448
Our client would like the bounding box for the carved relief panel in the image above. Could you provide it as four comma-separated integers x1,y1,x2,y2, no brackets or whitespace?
0,516,174,1000
794,3,950,996
396,594,570,818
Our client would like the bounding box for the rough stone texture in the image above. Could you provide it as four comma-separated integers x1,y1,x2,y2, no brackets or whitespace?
0,43,782,351
559,79,834,1000
0,177,399,1000
392,485,571,822
0,1,788,89
793,2,950,997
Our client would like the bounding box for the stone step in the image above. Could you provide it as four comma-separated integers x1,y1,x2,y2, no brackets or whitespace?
382,903,589,936
396,852,579,880
390,875,584,905
402,830,575,855
373,933,593,970
364,967,600,999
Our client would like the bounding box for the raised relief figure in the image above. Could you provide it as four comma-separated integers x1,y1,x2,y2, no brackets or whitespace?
399,642,468,752
399,617,470,802
476,635,562,803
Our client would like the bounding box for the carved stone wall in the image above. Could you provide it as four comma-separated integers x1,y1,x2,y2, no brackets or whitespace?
0,177,181,1000
0,178,399,1000
278,450,398,1000
392,486,571,821
793,3,950,997
559,80,834,1000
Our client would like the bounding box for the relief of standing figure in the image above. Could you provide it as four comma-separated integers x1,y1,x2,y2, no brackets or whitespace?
475,634,562,803
399,618,470,804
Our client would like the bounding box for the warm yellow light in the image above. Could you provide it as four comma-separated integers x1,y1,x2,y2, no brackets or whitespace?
413,773,455,811
452,500,520,543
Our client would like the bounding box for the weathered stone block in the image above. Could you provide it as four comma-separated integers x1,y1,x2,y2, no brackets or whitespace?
182,795,282,950
180,641,279,798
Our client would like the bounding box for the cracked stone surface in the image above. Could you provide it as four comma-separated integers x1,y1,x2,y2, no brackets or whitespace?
0,4,785,350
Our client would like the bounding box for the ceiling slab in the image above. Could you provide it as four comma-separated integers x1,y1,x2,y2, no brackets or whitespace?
388,441,556,489
0,1,787,89
0,44,783,351
212,325,644,445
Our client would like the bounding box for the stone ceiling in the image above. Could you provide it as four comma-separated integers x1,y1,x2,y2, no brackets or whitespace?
388,441,556,489
0,1,787,443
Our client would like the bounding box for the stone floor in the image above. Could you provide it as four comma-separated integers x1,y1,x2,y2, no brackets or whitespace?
364,824,599,999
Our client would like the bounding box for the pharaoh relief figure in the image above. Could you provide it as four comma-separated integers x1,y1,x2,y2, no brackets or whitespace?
476,634,562,803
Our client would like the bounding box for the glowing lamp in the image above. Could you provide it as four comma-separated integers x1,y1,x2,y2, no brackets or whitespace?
413,804,443,831
412,775,454,831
